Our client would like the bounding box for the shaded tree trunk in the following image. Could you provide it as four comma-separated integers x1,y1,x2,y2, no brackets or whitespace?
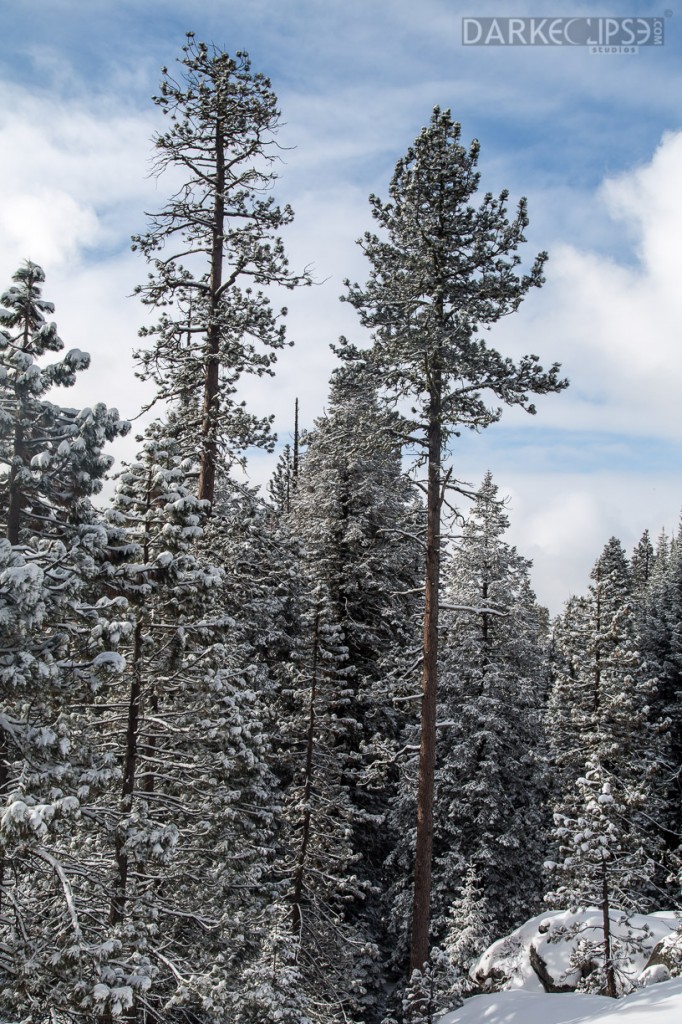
292,611,320,937
602,858,617,998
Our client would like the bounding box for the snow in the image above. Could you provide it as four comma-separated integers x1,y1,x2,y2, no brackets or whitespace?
472,908,679,993
439,978,682,1024
92,650,127,672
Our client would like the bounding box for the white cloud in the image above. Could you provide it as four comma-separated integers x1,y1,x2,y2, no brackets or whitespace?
489,128,682,441
0,83,156,270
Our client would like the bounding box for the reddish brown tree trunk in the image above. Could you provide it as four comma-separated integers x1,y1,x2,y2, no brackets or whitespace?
409,382,442,974
197,118,225,503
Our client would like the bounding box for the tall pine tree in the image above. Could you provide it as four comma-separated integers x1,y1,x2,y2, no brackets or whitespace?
133,36,310,502
343,107,567,971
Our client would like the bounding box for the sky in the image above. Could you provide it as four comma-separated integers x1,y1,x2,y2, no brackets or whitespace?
1,0,681,613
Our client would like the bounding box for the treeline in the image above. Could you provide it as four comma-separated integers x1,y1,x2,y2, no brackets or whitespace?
1,35,680,1024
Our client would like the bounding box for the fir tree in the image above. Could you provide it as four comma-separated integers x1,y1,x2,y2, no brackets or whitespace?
0,263,130,1020
273,359,423,1022
640,520,682,852
0,261,127,543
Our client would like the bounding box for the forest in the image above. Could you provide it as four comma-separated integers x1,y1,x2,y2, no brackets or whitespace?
1,35,681,1024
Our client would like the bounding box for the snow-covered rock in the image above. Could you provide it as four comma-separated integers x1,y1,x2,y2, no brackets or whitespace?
471,908,680,995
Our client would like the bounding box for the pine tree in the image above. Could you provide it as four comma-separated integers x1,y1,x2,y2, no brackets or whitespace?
343,107,567,971
133,36,310,502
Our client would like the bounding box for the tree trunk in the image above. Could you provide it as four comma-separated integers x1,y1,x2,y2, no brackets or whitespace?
110,617,143,926
410,382,442,974
292,611,320,936
6,419,24,544
197,117,225,503
601,858,617,998
293,396,300,484
0,735,8,919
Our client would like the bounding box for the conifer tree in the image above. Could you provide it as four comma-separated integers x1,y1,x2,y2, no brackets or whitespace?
546,539,669,996
432,473,550,939
385,473,549,988
0,261,127,543
631,530,656,599
271,359,423,1022
343,107,567,971
133,36,310,502
640,521,682,851
0,263,131,1020
88,428,280,1023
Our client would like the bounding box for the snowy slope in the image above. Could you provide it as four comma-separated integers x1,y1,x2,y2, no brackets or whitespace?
439,977,682,1024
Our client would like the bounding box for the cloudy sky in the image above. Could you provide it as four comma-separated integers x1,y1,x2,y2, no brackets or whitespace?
2,0,681,612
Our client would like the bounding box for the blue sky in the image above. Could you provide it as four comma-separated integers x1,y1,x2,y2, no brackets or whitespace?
1,0,681,611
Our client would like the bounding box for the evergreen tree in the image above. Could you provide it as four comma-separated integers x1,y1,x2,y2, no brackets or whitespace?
270,360,423,1022
431,473,550,940
546,539,669,995
0,261,127,543
133,36,310,502
343,107,567,971
0,263,130,1020
88,428,280,1023
640,521,682,851
631,530,656,600
441,863,493,983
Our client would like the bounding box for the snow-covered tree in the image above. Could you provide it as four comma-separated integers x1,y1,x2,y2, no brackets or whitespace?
133,36,310,502
441,863,494,983
431,474,549,941
267,360,423,1022
0,261,127,543
343,106,567,971
85,428,280,1022
631,530,656,600
636,524,682,865
0,263,132,1020
546,539,670,995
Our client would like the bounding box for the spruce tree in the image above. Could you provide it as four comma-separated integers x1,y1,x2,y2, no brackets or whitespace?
640,521,682,852
344,107,567,970
133,36,310,502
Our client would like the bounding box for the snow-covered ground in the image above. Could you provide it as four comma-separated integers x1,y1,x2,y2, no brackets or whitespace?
439,977,682,1024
